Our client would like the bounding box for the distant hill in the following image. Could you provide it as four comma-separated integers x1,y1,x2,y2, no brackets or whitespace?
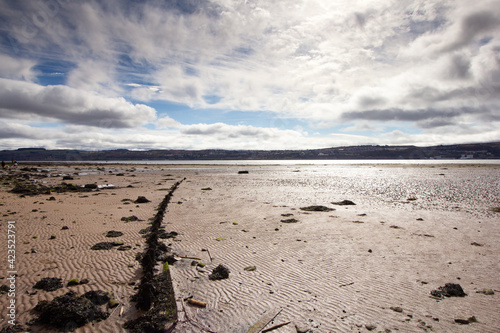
1,142,499,162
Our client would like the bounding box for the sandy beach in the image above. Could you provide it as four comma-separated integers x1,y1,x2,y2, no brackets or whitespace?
1,163,499,332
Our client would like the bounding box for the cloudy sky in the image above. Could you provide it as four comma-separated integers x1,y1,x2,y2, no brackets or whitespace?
0,0,499,150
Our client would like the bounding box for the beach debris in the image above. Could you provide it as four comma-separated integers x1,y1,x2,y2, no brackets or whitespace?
33,277,63,292
186,298,207,307
209,264,230,280
201,187,212,191
246,308,282,333
32,291,109,330
281,218,299,223
454,316,478,325
300,205,335,212
134,196,151,203
470,242,483,246
106,230,123,237
238,170,249,174
281,213,294,217
61,226,69,230
121,215,141,222
84,183,98,189
431,283,466,298
49,234,56,239
244,266,257,271
331,200,356,206
118,245,132,251
262,321,291,332
390,306,403,313
476,288,494,295
90,241,123,250
201,248,213,262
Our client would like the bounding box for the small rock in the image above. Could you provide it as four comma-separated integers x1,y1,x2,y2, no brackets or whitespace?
281,218,299,223
244,266,257,271
134,196,150,203
238,170,249,174
61,226,69,230
365,324,377,331
390,306,403,313
470,242,483,246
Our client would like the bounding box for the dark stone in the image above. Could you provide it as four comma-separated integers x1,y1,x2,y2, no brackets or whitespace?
117,245,132,251
79,279,89,285
62,176,73,180
300,205,335,212
134,196,151,203
209,264,230,280
61,226,69,230
33,277,63,292
106,230,123,238
431,283,467,298
331,200,356,205
33,291,109,330
238,170,249,174
84,183,98,189
281,218,299,223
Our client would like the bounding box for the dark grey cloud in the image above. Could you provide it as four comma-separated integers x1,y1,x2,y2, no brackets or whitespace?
443,11,500,52
341,106,496,129
0,78,156,128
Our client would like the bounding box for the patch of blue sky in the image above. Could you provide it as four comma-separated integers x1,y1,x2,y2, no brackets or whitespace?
34,60,75,85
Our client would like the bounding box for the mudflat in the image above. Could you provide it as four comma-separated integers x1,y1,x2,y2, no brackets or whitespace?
1,163,499,332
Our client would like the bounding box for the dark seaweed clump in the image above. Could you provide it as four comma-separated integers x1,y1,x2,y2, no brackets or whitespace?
32,291,109,331
300,205,335,212
33,277,63,292
431,283,467,298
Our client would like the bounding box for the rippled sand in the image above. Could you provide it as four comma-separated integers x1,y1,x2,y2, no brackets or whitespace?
168,164,500,332
1,163,499,332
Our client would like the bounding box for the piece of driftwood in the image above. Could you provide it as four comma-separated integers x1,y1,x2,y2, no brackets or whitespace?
246,308,282,333
262,321,291,332
186,298,207,308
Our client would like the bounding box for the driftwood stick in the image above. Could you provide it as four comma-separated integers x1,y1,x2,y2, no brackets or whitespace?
262,321,291,332
246,308,282,333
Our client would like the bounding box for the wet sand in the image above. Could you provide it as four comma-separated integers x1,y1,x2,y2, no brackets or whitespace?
1,163,499,332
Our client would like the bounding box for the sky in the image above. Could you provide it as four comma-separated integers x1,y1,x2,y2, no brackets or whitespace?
0,0,499,151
